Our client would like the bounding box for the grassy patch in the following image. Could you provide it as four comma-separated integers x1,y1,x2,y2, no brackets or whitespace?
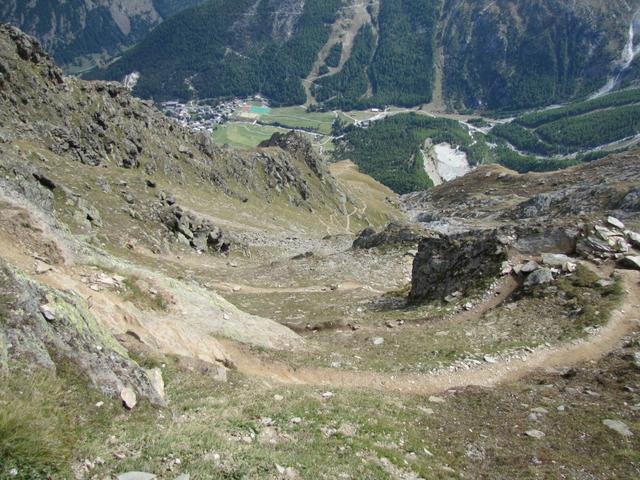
0,372,78,479
122,276,169,312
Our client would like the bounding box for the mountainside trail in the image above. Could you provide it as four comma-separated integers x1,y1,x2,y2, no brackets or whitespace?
222,269,640,394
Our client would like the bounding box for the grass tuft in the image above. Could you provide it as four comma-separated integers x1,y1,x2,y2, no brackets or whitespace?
0,371,78,479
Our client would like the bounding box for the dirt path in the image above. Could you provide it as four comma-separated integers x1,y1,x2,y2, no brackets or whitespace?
224,270,640,394
212,281,379,295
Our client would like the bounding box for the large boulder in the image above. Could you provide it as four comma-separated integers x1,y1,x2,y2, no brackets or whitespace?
409,229,508,302
353,222,420,249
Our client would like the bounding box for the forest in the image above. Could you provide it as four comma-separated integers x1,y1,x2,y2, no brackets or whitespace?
88,0,342,104
491,89,640,154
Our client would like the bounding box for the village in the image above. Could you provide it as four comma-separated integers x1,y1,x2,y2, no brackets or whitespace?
160,97,246,132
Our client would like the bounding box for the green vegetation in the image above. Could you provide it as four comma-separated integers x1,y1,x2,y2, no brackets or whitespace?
442,0,618,111
516,89,640,128
491,123,557,156
122,276,169,311
489,146,579,173
490,89,640,156
324,42,342,68
314,0,440,109
211,123,291,149
368,0,439,106
334,113,485,193
313,25,376,109
259,107,337,135
89,0,343,105
0,373,77,479
334,112,588,192
536,104,640,149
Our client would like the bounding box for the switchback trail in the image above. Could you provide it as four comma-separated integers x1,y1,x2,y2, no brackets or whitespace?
223,270,640,395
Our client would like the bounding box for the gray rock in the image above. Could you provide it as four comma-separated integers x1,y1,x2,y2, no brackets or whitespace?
353,222,419,249
117,473,156,480
524,268,554,287
626,231,640,249
145,368,165,402
541,253,572,267
371,337,384,346
525,429,545,439
620,187,640,211
520,261,540,273
607,216,625,230
0,259,164,406
603,419,633,437
410,229,508,302
120,387,137,410
620,256,640,270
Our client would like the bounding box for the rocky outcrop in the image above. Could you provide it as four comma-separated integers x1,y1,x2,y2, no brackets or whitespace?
409,229,508,302
260,132,329,180
0,258,165,405
158,196,231,254
353,222,420,249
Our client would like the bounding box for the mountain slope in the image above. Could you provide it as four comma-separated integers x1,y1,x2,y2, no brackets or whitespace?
440,0,640,111
89,0,640,111
0,24,400,406
0,0,207,71
86,0,343,104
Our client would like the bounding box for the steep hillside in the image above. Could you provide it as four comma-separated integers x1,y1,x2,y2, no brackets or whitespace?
0,0,207,72
0,24,399,410
86,0,343,104
440,0,640,111
89,0,640,112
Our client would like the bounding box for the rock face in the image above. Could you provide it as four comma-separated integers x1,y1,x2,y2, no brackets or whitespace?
353,222,420,249
0,258,165,405
159,198,231,253
409,230,508,302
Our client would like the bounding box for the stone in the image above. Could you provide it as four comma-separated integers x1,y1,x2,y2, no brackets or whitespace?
626,230,640,249
520,261,540,273
524,268,554,287
353,222,420,249
116,473,156,480
39,304,55,321
35,262,52,274
321,391,334,400
174,476,190,480
620,256,640,270
525,429,545,439
146,368,165,401
120,387,137,410
562,261,577,273
603,419,633,437
371,337,384,346
483,355,497,364
541,253,572,267
410,229,508,302
607,216,625,230
290,417,302,424
531,407,549,414
428,395,445,403
634,352,640,369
